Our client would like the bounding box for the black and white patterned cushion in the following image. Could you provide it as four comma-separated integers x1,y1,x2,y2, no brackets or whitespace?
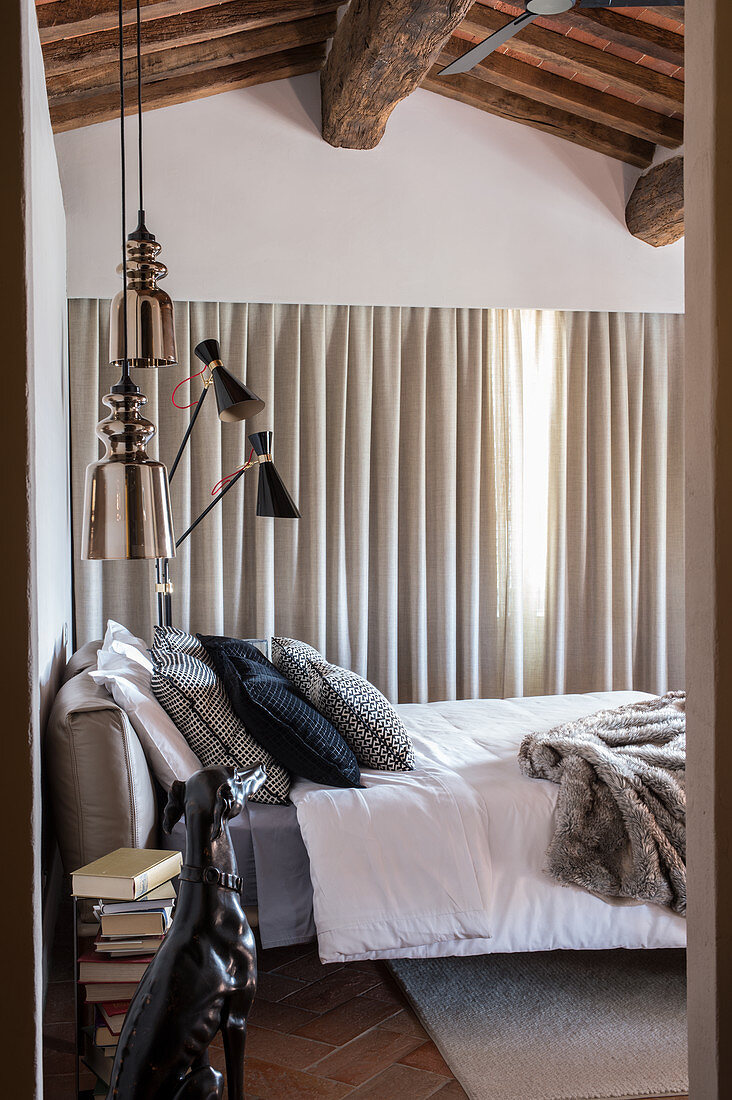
271,638,415,772
150,649,291,804
153,626,211,663
270,637,323,696
199,636,361,789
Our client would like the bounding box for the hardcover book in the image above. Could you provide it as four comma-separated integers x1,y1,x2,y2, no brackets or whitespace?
72,848,182,900
79,952,153,983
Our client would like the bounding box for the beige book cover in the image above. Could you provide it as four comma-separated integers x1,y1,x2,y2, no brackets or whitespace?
72,848,182,900
101,907,171,936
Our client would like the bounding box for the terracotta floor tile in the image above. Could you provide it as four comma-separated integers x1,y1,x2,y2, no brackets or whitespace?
433,1080,470,1098
245,1024,335,1070
380,1008,429,1039
309,1025,424,1086
295,995,400,1046
45,980,75,1024
242,1057,353,1099
257,970,309,1003
364,978,409,1007
398,1040,452,1076
284,967,382,1013
275,952,346,983
258,943,314,973
248,997,319,1034
347,1061,447,1099
348,960,385,976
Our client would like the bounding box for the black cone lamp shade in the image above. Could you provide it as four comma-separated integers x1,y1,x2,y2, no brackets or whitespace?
249,431,301,519
194,339,265,422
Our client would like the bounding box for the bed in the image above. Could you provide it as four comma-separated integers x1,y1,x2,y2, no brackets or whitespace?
208,689,686,963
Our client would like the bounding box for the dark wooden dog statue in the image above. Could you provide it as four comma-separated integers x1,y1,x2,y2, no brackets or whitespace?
107,764,266,1100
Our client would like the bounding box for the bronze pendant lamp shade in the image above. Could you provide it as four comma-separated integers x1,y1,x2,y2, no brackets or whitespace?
82,393,175,560
81,0,176,561
249,431,301,519
109,215,177,368
194,339,265,422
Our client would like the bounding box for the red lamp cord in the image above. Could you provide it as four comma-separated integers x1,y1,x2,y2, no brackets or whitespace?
171,373,254,495
211,448,255,497
171,365,207,409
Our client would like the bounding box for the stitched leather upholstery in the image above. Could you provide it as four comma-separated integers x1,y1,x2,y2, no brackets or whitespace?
46,667,159,876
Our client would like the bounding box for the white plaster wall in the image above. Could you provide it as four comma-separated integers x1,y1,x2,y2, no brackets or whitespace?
55,73,684,313
26,4,72,718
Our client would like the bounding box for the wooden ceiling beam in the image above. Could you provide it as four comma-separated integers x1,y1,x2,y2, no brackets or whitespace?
473,1,683,69
439,38,682,149
422,64,655,168
46,13,337,103
37,0,240,44
41,0,339,76
321,0,476,149
647,7,685,23
50,42,327,132
458,5,683,116
573,8,684,68
625,154,684,246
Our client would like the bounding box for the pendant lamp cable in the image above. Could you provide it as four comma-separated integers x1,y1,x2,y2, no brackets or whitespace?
113,0,133,393
136,0,144,218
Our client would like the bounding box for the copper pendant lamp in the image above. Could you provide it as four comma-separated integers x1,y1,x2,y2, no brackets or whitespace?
109,0,176,369
81,0,175,561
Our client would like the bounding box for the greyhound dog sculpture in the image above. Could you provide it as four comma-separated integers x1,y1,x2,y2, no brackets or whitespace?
107,764,266,1100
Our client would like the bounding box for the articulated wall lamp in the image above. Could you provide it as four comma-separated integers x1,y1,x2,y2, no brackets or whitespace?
155,344,300,627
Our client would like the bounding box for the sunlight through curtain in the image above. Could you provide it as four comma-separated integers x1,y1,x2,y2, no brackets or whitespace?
69,302,684,703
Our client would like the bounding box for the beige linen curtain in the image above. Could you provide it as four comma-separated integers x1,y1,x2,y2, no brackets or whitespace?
69,301,684,703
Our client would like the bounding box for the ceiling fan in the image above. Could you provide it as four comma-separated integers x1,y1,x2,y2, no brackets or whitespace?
438,0,685,77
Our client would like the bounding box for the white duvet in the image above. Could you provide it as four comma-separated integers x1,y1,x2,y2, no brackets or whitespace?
291,691,687,963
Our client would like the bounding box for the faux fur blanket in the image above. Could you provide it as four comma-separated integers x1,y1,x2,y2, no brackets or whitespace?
518,693,686,914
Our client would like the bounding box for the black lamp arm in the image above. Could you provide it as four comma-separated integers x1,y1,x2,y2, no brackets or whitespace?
169,382,210,483
174,460,256,549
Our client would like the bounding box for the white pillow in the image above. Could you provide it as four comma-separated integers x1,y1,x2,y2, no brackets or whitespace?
89,620,201,790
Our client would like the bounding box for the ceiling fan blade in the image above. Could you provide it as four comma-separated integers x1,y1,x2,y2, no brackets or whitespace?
437,12,538,76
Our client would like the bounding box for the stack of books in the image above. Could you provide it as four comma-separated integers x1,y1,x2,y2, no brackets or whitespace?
72,848,182,1086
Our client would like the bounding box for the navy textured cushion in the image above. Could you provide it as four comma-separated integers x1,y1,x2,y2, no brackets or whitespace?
198,635,361,789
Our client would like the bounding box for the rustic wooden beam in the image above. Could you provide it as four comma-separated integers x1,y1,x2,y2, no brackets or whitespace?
650,7,685,23
321,0,475,149
50,42,327,132
42,0,339,76
625,154,684,246
458,5,683,116
439,38,682,149
574,8,684,68
45,13,337,103
423,64,655,168
474,1,684,69
36,0,235,43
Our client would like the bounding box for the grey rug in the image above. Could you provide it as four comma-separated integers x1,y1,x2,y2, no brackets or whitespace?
388,950,687,1100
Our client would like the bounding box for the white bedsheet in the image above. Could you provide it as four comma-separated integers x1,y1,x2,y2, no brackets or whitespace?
291,691,687,963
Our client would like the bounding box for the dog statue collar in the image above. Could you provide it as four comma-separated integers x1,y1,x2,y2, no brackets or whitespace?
179,863,243,893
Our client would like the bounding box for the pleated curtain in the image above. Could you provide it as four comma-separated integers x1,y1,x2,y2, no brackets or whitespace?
69,301,684,703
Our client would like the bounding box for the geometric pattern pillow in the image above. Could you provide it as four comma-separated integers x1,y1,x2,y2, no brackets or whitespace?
271,638,415,772
153,625,211,664
269,637,323,697
198,636,361,789
150,649,291,804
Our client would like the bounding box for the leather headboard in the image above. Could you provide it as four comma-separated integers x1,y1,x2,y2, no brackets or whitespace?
62,638,102,684
45,666,158,877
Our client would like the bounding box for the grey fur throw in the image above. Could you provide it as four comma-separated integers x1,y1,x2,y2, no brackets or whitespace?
518,693,686,914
